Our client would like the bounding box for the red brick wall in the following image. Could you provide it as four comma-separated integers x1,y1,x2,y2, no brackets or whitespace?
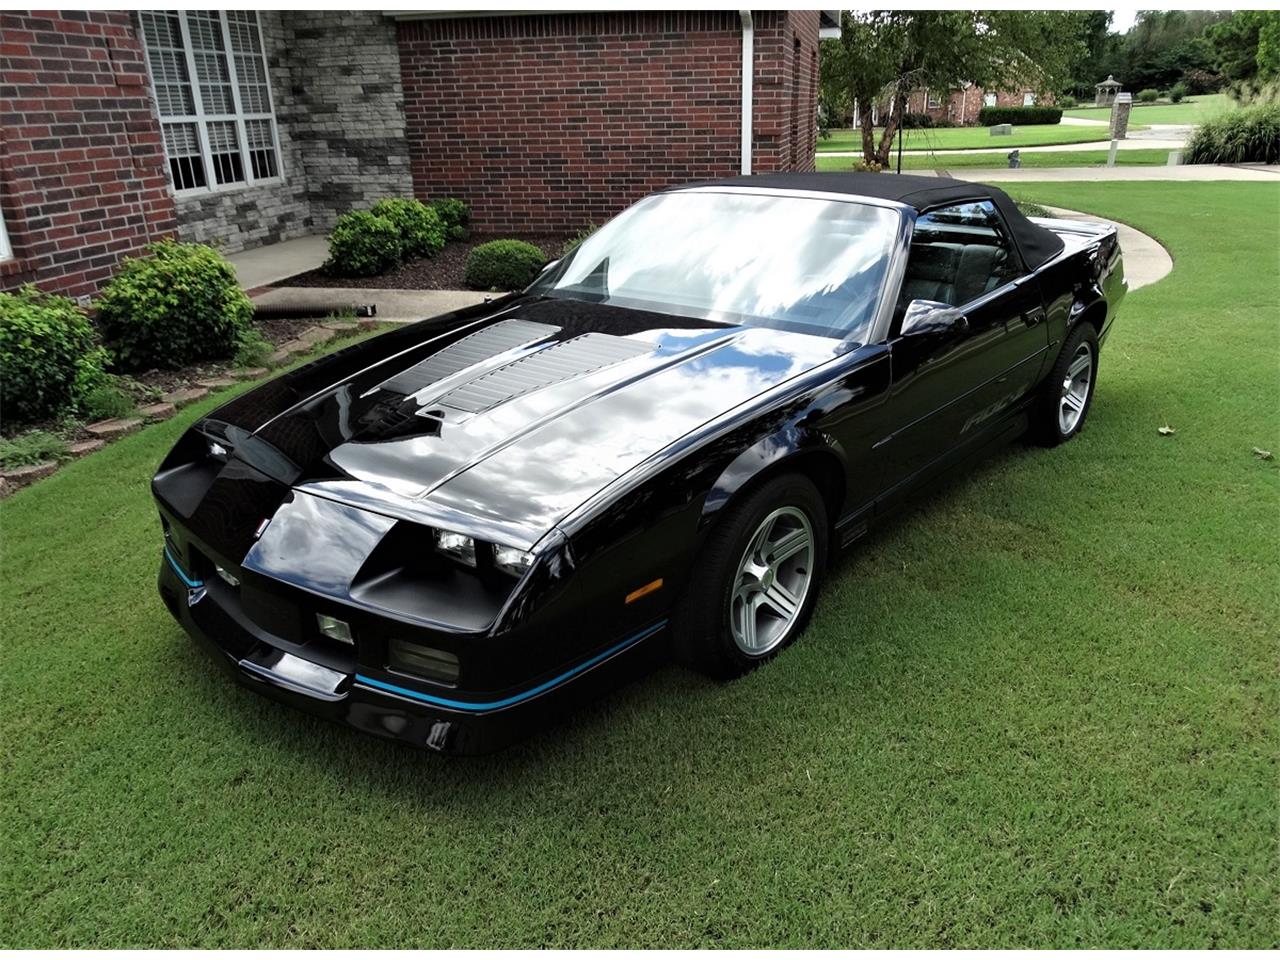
397,10,819,234
908,85,1057,125
0,11,177,299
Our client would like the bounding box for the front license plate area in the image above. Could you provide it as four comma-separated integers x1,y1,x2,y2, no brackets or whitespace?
239,644,350,701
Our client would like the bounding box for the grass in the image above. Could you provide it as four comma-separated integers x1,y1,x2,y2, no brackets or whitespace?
2,184,1278,947
816,148,1173,172
819,124,1121,153
1064,92,1235,126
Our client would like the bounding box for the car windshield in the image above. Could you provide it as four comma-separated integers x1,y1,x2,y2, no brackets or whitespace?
529,190,900,341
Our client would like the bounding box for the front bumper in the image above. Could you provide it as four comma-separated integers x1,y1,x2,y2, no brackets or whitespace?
158,551,667,755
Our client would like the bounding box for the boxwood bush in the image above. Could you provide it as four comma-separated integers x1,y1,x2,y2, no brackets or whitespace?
96,240,253,371
0,285,108,424
976,105,1063,126
464,240,547,291
1137,88,1160,103
431,197,471,241
326,210,403,277
370,198,446,258
1169,82,1188,103
1184,101,1280,165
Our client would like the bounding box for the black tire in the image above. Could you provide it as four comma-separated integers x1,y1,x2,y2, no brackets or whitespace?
1031,321,1099,447
672,473,828,680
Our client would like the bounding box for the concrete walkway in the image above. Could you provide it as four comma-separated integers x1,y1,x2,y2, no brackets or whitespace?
935,164,1279,183
252,286,489,322
1042,206,1172,292
229,234,488,322
229,234,328,289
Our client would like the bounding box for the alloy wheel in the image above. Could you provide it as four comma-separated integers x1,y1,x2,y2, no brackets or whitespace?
1059,342,1094,435
729,506,815,656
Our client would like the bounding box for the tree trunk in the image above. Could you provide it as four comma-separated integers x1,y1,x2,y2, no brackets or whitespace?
873,88,906,166
859,104,877,165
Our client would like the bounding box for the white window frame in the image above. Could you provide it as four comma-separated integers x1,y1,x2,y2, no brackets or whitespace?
926,89,941,109
139,10,284,198
1023,91,1036,107
0,204,12,262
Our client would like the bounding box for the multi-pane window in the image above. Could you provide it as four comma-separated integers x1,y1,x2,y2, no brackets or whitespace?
139,11,281,194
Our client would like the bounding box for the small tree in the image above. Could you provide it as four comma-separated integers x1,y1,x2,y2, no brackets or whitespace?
825,11,1088,167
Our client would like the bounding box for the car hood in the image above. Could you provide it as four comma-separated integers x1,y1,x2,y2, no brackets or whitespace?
202,297,846,549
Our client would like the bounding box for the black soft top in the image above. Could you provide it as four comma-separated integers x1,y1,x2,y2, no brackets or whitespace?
679,171,1065,271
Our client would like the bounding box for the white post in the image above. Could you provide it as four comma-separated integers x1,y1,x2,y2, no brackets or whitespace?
1107,140,1119,167
739,10,754,175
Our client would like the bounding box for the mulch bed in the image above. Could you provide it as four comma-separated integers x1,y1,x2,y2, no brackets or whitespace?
271,234,572,290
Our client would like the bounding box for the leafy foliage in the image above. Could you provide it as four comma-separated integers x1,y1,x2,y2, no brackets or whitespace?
325,211,404,277
821,11,1087,165
560,224,598,258
1137,88,1160,103
233,326,275,369
78,381,136,421
1170,81,1188,103
370,198,446,258
977,105,1064,126
0,285,107,424
1184,99,1280,164
0,429,70,468
430,197,471,241
463,239,547,291
96,241,253,372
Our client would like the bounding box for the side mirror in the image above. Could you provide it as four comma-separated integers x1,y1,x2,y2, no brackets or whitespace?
900,299,970,337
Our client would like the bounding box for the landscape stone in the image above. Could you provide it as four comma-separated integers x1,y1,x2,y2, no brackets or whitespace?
138,402,177,420
68,439,106,457
162,386,210,406
85,417,142,439
2,461,59,482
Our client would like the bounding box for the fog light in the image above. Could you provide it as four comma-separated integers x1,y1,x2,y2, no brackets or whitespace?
388,638,460,684
492,544,534,577
215,565,240,588
435,529,477,567
316,613,354,645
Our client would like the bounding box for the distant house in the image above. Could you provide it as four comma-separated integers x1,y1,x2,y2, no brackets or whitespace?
853,82,1055,127
1,9,839,299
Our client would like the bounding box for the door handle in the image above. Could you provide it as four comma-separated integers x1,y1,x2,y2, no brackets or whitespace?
1021,307,1047,327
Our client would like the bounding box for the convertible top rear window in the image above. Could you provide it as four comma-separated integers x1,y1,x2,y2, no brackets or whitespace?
530,191,900,341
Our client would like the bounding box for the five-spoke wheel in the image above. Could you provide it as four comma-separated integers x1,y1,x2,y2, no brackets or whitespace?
729,507,814,656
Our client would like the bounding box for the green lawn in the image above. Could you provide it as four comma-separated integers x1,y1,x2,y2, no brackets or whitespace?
819,124,1120,153
816,148,1174,172
1064,92,1235,126
3,183,1278,947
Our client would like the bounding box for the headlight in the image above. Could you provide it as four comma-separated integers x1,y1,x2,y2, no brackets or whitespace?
492,544,534,578
434,529,477,567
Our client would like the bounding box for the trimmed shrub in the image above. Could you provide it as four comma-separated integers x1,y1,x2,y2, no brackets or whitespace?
0,285,107,424
1184,101,1280,165
900,111,934,129
96,240,254,371
370,198,446,257
1057,94,1078,109
326,211,403,277
431,197,471,241
931,117,958,128
1170,82,1188,104
977,105,1063,126
464,240,548,291
1138,88,1160,103
854,160,885,173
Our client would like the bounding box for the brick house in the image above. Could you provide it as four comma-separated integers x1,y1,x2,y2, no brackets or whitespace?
852,83,1055,128
1,9,836,299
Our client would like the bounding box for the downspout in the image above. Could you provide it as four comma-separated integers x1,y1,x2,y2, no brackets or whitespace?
739,10,753,175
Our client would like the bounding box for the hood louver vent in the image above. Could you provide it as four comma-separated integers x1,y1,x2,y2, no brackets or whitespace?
439,333,653,414
377,318,559,396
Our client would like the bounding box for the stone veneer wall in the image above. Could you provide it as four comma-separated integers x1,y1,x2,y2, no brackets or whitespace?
174,11,411,254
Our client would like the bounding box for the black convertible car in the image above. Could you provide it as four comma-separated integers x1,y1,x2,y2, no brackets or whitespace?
154,173,1125,753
